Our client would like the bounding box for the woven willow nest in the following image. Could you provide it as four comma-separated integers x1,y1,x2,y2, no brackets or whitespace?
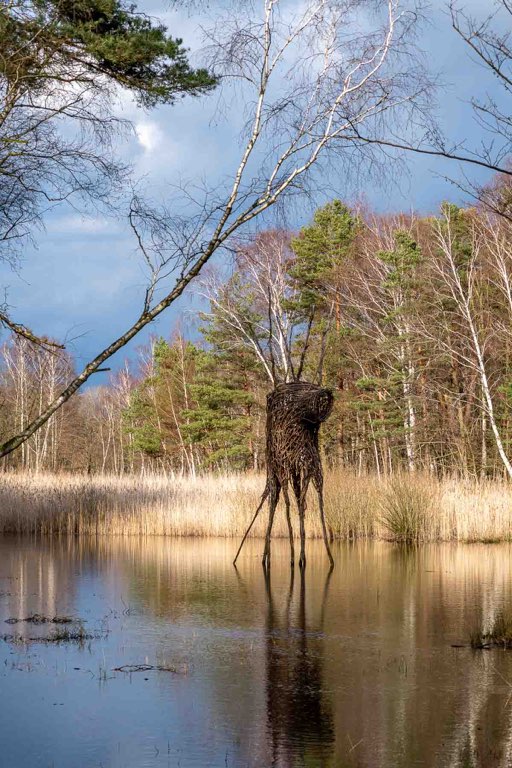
266,382,333,481
234,381,334,569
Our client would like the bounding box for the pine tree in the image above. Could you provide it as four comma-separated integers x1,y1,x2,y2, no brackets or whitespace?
290,200,359,320
182,349,256,471
122,383,162,459
2,1,216,107
289,200,359,463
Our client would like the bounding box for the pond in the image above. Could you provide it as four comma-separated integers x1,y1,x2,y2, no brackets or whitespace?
1,537,512,768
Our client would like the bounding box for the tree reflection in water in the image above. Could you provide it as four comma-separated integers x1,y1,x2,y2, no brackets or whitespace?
7,539,512,767
263,566,334,767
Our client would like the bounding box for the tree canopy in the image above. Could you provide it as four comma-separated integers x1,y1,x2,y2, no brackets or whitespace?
0,0,216,266
1,0,216,107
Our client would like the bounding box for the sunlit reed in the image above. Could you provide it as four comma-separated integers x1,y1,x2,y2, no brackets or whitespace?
0,470,511,541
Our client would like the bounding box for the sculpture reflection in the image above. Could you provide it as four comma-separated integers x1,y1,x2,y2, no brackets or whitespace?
6,538,512,767
263,566,334,767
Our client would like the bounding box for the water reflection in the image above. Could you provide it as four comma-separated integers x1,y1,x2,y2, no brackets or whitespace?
262,566,334,767
2,538,512,766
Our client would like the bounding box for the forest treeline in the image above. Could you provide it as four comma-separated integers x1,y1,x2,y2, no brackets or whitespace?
3,181,512,479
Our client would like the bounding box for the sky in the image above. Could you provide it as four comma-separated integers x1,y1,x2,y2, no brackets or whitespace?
0,0,506,381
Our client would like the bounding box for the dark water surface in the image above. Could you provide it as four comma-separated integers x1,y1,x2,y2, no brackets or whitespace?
1,537,512,768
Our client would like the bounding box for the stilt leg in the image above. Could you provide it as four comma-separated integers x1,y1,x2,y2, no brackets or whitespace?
283,484,294,567
233,487,269,566
262,483,280,569
298,507,306,569
316,479,334,569
292,476,308,569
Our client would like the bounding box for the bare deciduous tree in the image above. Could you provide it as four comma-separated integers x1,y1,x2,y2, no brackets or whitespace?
1,335,73,470
199,230,321,385
426,206,512,478
0,0,432,458
0,0,215,343
334,215,422,472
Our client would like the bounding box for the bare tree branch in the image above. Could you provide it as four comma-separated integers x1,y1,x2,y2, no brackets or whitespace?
0,310,64,351
0,0,433,457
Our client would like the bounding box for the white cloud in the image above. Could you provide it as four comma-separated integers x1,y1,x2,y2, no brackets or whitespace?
47,215,120,236
135,121,163,153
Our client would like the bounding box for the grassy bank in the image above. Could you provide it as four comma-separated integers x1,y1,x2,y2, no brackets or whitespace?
0,470,511,542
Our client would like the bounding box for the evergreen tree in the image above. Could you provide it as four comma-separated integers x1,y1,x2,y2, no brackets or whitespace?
183,348,256,471
122,336,201,470
123,385,162,458
1,0,216,107
289,201,359,462
290,200,359,318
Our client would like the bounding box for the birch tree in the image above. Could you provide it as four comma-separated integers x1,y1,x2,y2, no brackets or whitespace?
200,230,312,384
429,204,512,478
0,0,431,458
1,334,73,470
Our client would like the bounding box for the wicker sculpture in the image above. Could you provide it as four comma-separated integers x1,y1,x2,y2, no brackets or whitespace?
233,381,334,569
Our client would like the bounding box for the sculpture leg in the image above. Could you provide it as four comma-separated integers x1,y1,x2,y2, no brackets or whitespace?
291,475,307,569
262,482,280,569
233,486,269,566
282,484,294,567
298,480,310,570
315,478,334,569
298,502,306,569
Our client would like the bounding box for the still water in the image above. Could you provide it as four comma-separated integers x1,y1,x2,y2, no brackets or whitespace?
1,537,512,768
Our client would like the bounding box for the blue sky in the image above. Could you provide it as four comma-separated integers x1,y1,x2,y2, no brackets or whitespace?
0,0,504,378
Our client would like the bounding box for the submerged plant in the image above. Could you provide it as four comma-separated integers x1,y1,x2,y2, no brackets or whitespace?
49,623,97,644
1,619,104,647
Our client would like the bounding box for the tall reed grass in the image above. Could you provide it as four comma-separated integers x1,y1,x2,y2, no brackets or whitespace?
0,470,511,541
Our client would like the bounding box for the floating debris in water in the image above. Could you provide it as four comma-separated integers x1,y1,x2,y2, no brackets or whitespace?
5,614,74,625
113,663,188,674
1,620,106,646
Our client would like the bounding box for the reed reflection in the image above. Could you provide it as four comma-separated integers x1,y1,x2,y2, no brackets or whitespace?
0,537,84,634
6,538,512,767
263,566,334,767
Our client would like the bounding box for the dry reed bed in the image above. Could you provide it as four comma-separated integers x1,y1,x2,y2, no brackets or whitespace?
0,471,511,541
